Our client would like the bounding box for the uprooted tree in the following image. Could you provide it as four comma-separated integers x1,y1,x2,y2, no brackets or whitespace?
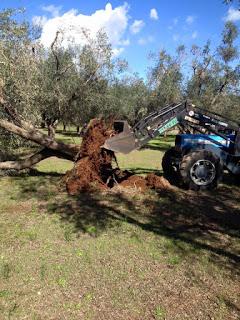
0,8,239,173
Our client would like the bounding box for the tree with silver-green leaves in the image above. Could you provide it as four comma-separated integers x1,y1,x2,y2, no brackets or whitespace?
0,7,239,173
147,45,185,111
187,22,240,119
106,73,149,125
0,8,120,170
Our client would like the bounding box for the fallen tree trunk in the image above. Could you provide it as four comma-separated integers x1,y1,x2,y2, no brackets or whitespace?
0,148,75,170
0,95,80,171
0,118,80,171
0,119,79,157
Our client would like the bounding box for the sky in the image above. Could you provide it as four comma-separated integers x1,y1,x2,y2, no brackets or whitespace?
0,0,240,77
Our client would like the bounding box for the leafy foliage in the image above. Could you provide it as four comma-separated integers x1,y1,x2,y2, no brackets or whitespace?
0,7,239,155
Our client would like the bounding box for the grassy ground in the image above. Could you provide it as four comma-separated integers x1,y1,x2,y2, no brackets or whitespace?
0,132,239,320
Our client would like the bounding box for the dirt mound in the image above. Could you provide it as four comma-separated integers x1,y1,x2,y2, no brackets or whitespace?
116,173,171,191
119,175,148,191
65,119,115,194
146,173,171,189
65,119,171,195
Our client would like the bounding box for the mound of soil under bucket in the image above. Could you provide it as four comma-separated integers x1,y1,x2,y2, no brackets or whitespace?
65,119,171,195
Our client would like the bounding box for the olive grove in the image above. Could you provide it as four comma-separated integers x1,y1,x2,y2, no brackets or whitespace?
0,8,239,171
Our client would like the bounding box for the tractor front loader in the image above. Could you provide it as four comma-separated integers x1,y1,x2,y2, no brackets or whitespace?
103,101,240,190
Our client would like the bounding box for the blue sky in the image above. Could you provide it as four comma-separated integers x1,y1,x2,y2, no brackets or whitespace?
1,0,240,77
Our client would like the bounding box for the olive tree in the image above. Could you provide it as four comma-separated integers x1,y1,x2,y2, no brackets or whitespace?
0,9,119,170
147,46,185,110
187,22,240,118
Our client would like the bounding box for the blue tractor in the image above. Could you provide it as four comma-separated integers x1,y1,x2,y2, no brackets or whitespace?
103,101,240,190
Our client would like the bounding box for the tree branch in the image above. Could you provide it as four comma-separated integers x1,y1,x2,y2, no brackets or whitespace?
51,31,60,75
0,94,36,131
0,148,74,170
0,118,80,157
0,149,52,170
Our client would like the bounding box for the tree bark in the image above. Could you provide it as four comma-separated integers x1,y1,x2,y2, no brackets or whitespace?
46,119,58,138
0,149,54,170
48,125,54,138
210,79,228,106
0,96,80,170
0,148,75,170
0,119,79,157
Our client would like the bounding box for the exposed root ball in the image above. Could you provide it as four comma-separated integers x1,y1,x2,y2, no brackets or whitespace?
65,118,172,195
65,119,115,194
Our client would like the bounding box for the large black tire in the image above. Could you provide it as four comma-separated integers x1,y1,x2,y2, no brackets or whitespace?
162,147,182,185
179,150,223,191
232,173,240,185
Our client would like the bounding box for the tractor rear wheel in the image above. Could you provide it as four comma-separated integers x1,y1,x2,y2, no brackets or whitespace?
162,147,182,185
233,173,240,185
179,150,223,190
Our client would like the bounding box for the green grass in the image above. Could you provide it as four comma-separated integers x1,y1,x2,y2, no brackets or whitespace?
0,130,239,319
35,135,175,175
155,305,166,320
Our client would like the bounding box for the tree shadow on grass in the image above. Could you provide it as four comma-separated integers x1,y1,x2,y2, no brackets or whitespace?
126,167,161,175
28,169,64,177
55,130,80,138
11,171,64,202
12,170,240,274
44,186,240,273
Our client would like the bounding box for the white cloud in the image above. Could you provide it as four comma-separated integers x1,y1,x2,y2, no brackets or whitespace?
119,39,130,46
150,8,158,20
42,4,62,17
138,35,154,45
130,20,145,34
168,18,178,30
34,3,130,56
173,18,178,25
186,15,195,24
225,8,240,21
112,47,125,56
192,31,198,39
32,15,48,27
173,34,179,41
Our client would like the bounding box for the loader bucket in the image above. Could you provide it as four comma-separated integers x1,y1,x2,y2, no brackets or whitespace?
103,121,139,154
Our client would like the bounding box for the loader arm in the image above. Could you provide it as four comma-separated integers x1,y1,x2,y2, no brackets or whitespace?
103,102,188,154
103,101,239,154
